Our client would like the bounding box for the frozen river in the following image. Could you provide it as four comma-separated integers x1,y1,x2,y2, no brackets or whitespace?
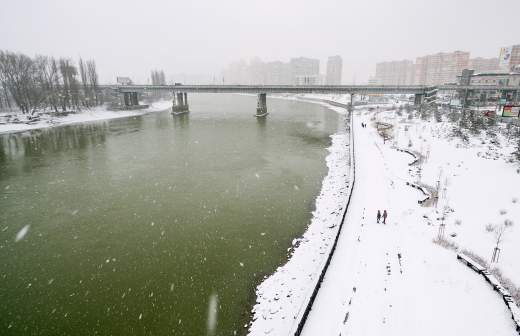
0,94,341,335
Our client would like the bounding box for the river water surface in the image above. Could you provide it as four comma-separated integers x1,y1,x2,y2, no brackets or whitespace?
0,94,341,335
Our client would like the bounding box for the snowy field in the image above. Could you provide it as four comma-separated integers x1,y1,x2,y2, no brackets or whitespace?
0,100,173,134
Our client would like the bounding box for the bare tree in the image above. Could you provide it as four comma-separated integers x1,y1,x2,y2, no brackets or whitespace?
0,81,12,110
86,60,99,105
58,58,81,111
0,50,102,114
79,58,91,107
34,55,62,113
0,50,46,114
486,219,514,263
59,58,71,111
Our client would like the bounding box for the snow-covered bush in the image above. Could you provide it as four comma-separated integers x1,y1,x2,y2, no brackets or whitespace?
514,139,520,161
446,108,460,123
432,237,458,251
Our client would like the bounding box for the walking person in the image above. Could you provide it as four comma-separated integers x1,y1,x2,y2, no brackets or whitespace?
376,210,381,224
382,210,388,224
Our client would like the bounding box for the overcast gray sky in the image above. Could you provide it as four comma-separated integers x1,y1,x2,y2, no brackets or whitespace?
1,0,519,84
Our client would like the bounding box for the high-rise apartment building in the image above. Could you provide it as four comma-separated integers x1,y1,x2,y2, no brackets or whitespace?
414,51,470,85
222,60,250,84
373,44,520,87
294,75,321,85
264,61,292,85
374,60,414,85
468,57,500,73
326,56,342,85
290,57,320,85
499,45,520,71
223,56,325,85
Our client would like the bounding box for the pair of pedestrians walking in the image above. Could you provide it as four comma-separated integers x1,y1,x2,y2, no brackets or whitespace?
376,210,388,224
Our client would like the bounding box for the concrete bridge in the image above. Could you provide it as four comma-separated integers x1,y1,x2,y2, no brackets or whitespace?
110,84,520,117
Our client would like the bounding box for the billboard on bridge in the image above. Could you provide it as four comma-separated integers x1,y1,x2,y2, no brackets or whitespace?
502,105,520,118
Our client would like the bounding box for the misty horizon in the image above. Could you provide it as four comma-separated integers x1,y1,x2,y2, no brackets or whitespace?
1,0,519,84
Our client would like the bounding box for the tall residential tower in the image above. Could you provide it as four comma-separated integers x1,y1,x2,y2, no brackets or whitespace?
326,56,343,85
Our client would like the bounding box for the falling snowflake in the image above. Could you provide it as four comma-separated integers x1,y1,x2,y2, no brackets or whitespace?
207,292,218,336
15,225,30,242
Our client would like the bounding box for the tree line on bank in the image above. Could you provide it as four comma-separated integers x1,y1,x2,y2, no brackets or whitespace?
150,70,166,86
0,50,102,114
150,69,168,99
396,103,520,161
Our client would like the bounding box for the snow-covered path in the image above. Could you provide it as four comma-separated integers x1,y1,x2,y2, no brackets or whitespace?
301,111,515,336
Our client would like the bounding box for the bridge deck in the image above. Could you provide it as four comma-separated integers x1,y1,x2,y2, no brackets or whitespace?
108,84,520,94
113,84,431,94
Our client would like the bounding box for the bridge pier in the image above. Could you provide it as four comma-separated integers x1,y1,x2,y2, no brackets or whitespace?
172,92,189,114
414,93,423,107
348,93,355,113
256,93,268,117
121,92,140,107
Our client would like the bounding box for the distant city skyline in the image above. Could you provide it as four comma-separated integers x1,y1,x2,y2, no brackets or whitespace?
1,0,518,84
221,56,324,85
373,44,520,86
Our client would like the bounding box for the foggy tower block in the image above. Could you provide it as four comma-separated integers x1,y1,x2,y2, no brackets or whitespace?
290,57,320,85
414,51,470,86
222,56,343,85
374,60,415,85
326,56,343,85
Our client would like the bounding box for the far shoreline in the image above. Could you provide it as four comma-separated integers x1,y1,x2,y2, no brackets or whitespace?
0,100,173,136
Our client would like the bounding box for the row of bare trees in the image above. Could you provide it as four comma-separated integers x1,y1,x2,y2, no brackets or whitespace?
150,69,167,99
150,70,166,86
0,50,101,114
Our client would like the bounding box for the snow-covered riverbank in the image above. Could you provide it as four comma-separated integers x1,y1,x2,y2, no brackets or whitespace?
248,98,353,335
250,95,519,336
301,111,517,335
0,100,173,135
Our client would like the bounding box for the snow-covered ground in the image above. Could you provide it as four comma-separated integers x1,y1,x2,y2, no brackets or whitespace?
0,100,173,134
249,95,519,336
301,111,517,335
374,108,520,285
